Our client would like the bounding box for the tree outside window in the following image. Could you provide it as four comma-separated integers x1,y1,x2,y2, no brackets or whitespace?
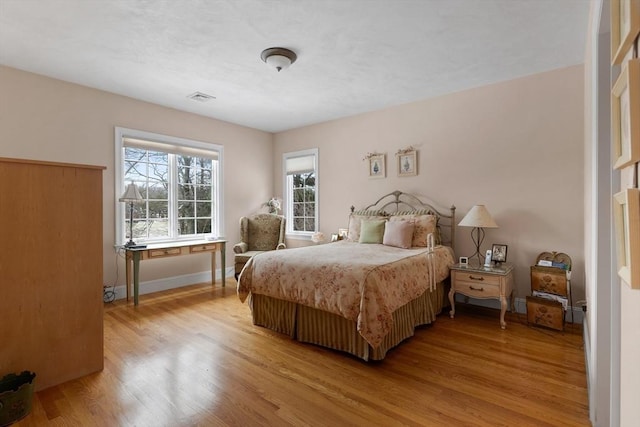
116,127,222,246
283,148,318,236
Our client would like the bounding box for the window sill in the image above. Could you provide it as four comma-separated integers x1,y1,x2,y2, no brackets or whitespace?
285,233,313,241
114,235,220,249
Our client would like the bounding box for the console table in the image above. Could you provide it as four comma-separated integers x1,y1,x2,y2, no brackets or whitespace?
125,239,226,305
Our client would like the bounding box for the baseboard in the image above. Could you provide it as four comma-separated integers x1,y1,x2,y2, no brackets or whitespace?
107,267,235,301
454,294,584,324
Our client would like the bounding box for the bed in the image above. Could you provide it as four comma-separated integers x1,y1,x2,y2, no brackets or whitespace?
237,190,456,360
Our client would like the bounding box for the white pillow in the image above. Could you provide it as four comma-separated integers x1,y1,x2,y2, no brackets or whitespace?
382,220,415,249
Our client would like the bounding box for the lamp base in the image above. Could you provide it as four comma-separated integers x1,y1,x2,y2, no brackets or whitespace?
467,227,486,266
124,241,147,249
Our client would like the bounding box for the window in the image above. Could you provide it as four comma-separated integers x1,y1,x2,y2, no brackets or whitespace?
115,127,223,246
283,149,318,237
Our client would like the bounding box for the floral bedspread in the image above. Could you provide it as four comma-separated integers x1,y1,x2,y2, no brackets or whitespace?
237,241,455,348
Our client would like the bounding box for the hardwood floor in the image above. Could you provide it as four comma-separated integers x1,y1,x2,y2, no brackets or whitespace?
15,282,589,426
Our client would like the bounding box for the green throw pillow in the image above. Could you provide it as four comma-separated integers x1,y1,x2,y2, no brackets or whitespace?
359,219,386,244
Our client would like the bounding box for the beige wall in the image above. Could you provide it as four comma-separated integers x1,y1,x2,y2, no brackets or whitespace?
0,63,587,306
0,65,273,287
275,65,585,304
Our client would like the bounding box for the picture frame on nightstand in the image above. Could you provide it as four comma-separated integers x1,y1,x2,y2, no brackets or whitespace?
491,244,508,264
338,228,348,240
459,256,468,266
612,59,640,170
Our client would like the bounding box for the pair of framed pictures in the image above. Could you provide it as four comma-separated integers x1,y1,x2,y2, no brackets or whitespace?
367,150,417,178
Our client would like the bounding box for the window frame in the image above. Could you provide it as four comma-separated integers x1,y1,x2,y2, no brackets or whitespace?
283,148,319,239
114,127,224,246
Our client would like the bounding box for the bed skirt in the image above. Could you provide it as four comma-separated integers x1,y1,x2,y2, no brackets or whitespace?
248,282,447,361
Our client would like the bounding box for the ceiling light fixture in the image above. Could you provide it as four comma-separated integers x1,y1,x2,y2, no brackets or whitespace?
261,47,297,72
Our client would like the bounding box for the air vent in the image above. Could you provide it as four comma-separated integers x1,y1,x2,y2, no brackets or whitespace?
187,92,216,102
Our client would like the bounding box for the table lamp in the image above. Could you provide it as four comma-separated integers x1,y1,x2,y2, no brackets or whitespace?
119,182,143,248
458,204,498,265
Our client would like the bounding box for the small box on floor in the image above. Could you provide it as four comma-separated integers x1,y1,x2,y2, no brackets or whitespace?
526,296,564,331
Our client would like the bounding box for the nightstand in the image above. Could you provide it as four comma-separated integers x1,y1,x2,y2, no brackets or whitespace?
449,262,515,329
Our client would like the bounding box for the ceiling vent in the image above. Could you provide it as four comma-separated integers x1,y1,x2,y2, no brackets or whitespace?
187,92,216,102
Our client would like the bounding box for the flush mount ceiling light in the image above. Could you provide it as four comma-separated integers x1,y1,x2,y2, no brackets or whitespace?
261,47,297,72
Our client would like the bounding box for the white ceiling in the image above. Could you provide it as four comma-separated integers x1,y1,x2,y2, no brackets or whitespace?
0,0,591,133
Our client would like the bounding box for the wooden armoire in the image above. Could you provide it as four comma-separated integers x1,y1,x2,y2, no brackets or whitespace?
0,157,105,391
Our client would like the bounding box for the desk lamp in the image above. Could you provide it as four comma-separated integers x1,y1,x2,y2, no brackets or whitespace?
119,182,143,248
458,204,498,265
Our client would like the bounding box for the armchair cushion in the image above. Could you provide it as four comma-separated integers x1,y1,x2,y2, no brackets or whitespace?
248,216,283,251
235,250,264,264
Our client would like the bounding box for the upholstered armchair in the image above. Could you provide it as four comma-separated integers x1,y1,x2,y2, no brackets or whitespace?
234,214,286,279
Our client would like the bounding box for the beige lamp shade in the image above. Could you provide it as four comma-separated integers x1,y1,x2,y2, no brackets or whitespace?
458,205,498,228
119,183,143,202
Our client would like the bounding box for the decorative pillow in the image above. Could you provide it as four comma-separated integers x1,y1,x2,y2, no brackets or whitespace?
358,219,387,244
389,214,437,247
383,220,415,249
346,210,387,242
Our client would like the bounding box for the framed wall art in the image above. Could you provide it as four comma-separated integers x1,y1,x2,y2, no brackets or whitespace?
613,188,640,289
612,59,640,170
611,0,640,65
367,154,386,179
396,149,417,177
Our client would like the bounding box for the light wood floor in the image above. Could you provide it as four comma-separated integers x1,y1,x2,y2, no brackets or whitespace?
15,282,589,427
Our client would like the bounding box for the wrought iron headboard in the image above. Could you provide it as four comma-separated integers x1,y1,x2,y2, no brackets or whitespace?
351,190,456,250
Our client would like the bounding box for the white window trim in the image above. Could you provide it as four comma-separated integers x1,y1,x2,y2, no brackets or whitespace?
283,148,319,239
114,127,224,246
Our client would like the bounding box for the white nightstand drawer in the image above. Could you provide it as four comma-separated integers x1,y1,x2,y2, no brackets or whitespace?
449,262,515,329
454,281,500,298
452,270,501,286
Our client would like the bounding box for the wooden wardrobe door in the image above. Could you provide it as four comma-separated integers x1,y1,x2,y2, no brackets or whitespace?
0,158,105,391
